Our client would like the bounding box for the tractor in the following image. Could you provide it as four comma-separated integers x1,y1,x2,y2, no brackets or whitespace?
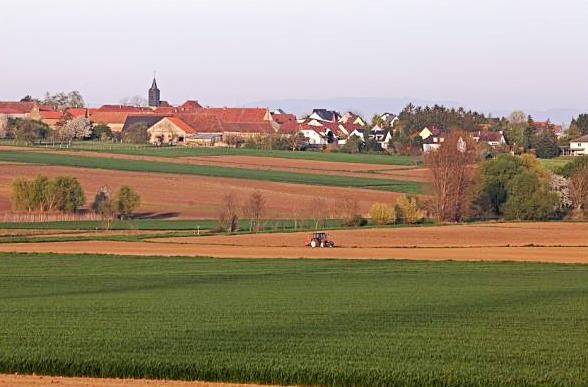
305,232,335,248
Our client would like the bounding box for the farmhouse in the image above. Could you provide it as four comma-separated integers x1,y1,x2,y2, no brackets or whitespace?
472,131,506,147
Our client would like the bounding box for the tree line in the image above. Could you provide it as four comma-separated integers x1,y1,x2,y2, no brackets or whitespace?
424,130,588,222
10,175,141,226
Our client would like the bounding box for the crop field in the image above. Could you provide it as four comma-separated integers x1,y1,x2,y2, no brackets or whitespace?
0,150,423,194
0,164,405,218
0,253,586,386
0,141,421,165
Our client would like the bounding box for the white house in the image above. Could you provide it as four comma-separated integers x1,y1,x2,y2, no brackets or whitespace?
339,112,366,127
472,131,507,147
380,113,399,127
569,135,588,156
300,128,327,145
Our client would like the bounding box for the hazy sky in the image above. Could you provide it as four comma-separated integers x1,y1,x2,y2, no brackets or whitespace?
1,0,587,111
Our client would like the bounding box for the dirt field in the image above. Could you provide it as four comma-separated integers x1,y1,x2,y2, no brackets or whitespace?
0,164,402,218
0,374,277,387
1,223,587,264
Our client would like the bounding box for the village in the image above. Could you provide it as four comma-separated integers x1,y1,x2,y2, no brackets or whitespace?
1,77,584,156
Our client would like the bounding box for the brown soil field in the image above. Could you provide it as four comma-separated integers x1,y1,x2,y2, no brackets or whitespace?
0,146,427,182
0,164,402,218
0,374,277,387
1,223,587,264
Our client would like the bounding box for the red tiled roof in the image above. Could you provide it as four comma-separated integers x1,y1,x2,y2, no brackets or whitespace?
0,107,21,114
203,107,268,122
96,105,152,112
178,100,203,111
40,111,62,119
0,101,53,113
66,108,88,118
475,131,503,142
90,111,159,124
175,113,225,133
166,117,197,134
272,113,297,125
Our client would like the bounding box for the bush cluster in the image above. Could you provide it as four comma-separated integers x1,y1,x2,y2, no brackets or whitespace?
369,195,425,225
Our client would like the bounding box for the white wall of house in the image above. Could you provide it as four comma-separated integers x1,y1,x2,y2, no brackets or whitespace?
300,129,326,145
570,141,588,156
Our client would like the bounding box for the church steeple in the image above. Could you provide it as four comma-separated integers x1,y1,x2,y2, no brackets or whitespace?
148,76,160,107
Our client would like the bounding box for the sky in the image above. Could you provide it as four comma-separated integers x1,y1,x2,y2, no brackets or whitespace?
1,0,587,114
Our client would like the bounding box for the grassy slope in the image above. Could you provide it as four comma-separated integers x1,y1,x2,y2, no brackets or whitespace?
1,141,420,165
0,253,586,386
0,150,423,193
539,157,574,172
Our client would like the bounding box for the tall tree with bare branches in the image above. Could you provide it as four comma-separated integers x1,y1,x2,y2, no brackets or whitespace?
218,192,240,232
425,130,478,222
243,191,266,232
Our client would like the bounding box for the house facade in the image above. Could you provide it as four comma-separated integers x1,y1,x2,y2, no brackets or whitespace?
569,135,588,156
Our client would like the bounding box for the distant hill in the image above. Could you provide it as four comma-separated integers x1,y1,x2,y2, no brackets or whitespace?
245,97,584,125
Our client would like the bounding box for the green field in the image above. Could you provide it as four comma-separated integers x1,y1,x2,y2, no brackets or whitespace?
0,150,423,193
0,141,421,166
0,253,586,386
539,157,575,172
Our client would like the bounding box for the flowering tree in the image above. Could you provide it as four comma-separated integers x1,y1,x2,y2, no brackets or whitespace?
56,117,91,147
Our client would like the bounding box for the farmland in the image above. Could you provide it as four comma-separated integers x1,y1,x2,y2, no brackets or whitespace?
0,150,423,193
0,141,421,165
0,253,586,386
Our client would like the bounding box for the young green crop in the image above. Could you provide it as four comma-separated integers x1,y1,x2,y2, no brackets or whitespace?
0,253,586,386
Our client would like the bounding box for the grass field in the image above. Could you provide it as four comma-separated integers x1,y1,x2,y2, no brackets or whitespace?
539,157,575,172
0,141,421,166
0,253,586,386
0,150,423,194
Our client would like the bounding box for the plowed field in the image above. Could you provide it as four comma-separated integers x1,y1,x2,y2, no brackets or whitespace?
1,222,587,263
0,164,402,218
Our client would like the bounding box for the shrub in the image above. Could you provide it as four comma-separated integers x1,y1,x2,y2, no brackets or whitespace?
122,123,149,144
343,214,368,227
396,195,424,224
10,175,83,213
369,203,396,225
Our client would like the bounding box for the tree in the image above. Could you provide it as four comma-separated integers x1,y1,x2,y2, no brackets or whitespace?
534,130,560,158
122,123,149,144
10,178,36,212
50,176,85,213
340,198,366,227
309,197,329,230
502,171,559,220
568,166,588,218
369,202,395,225
288,132,307,151
115,186,141,219
425,130,477,222
92,186,115,229
218,192,240,233
120,96,147,107
91,124,113,141
507,111,527,124
396,195,424,224
55,117,92,147
13,119,48,144
243,191,266,232
571,114,588,135
43,91,85,110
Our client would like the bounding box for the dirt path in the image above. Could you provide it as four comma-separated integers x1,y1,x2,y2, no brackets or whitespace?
0,374,278,387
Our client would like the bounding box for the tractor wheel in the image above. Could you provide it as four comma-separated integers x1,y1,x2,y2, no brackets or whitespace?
310,240,317,248
329,242,335,248
320,241,325,248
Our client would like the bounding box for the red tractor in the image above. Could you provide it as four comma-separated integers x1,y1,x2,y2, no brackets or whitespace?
305,232,335,248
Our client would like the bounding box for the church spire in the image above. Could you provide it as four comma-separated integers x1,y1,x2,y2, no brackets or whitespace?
148,74,160,107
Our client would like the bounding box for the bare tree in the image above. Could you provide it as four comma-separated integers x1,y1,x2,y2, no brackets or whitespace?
218,192,240,232
425,130,478,222
569,166,588,218
339,197,360,225
120,96,148,107
309,197,329,230
243,191,266,232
